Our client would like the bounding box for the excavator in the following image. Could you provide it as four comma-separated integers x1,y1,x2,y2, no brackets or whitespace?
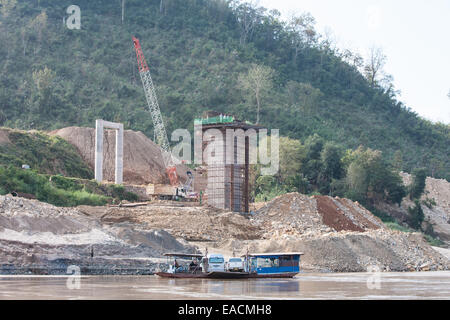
132,36,197,201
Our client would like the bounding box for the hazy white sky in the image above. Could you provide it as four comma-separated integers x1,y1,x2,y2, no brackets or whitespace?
260,0,450,123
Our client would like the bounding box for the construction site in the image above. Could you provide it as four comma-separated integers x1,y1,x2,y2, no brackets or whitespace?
0,37,449,275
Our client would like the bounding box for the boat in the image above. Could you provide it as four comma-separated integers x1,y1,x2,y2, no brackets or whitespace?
155,252,303,279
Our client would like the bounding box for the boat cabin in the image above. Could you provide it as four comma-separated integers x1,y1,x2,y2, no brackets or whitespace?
243,252,303,275
163,252,204,274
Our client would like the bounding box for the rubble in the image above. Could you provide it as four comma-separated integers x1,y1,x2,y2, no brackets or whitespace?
378,172,450,246
1,192,448,274
0,195,196,274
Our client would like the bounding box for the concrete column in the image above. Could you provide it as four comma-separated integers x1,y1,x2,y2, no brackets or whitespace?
95,119,104,183
115,124,124,184
95,119,124,185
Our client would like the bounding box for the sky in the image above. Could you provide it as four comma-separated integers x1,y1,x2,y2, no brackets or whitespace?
259,0,450,124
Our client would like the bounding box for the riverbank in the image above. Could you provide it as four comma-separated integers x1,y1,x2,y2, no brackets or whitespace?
0,194,448,274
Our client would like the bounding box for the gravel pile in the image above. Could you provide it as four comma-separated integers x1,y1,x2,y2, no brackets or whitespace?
0,195,195,274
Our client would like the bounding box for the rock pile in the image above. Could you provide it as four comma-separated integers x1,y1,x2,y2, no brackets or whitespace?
79,204,262,242
0,195,195,273
252,193,384,239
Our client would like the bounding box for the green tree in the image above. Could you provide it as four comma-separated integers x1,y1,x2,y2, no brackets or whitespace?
30,10,47,47
285,81,322,115
408,200,424,230
32,66,55,114
343,146,406,205
319,142,343,193
0,0,16,18
278,136,305,181
393,150,403,171
238,64,274,124
409,168,427,200
287,12,317,63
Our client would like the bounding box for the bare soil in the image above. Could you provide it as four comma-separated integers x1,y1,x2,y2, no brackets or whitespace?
49,126,190,185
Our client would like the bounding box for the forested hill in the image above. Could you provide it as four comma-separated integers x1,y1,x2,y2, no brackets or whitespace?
0,0,448,179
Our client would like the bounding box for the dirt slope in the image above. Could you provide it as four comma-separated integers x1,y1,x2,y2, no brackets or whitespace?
49,126,189,185
78,203,262,242
216,230,448,272
253,193,384,239
1,192,448,273
0,195,196,273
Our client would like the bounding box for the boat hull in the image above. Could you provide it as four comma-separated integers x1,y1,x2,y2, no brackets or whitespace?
155,271,297,279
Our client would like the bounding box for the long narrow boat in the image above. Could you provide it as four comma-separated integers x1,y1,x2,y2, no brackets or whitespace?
156,252,303,279
155,271,299,279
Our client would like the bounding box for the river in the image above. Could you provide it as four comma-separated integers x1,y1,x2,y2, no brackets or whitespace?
0,272,449,299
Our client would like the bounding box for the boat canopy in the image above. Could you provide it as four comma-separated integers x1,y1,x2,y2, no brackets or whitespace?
163,253,204,258
242,252,304,257
242,252,302,275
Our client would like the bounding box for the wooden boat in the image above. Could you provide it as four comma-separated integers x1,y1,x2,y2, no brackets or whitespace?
155,271,298,279
156,252,303,279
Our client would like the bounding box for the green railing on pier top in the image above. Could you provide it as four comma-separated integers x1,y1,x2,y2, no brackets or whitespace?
194,115,235,125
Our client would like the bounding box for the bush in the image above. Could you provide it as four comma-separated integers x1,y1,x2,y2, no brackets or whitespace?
367,207,395,223
423,234,444,247
0,166,109,207
385,221,414,233
385,221,444,247
106,184,139,202
49,175,83,191
407,200,424,230
422,197,436,209
409,168,427,200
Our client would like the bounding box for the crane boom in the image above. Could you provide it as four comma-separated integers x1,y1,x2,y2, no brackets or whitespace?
132,36,178,185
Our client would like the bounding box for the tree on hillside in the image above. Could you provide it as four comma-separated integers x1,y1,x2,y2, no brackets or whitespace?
254,136,310,198
232,1,262,45
278,136,305,181
393,150,403,171
286,81,322,115
287,12,317,63
320,143,343,183
0,0,17,18
340,48,364,71
409,167,427,200
238,64,274,124
343,146,406,205
301,134,324,188
408,200,424,230
32,66,55,114
30,11,47,53
363,46,386,87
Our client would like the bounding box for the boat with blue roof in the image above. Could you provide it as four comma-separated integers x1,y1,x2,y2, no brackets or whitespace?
156,251,303,279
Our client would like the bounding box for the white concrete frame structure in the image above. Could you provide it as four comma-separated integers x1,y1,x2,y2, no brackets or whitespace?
95,119,124,184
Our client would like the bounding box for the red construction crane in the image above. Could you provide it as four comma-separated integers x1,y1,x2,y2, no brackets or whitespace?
132,36,178,186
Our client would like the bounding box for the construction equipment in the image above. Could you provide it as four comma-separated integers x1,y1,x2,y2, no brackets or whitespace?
146,171,197,201
132,36,197,201
132,36,178,186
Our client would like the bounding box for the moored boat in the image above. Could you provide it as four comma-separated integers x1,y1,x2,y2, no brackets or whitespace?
156,252,303,279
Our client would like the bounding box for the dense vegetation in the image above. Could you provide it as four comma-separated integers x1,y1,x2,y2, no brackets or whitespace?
0,0,448,182
0,127,92,178
0,166,138,206
253,135,406,207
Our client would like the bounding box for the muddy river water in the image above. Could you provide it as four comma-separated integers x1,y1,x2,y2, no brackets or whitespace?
0,271,449,299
